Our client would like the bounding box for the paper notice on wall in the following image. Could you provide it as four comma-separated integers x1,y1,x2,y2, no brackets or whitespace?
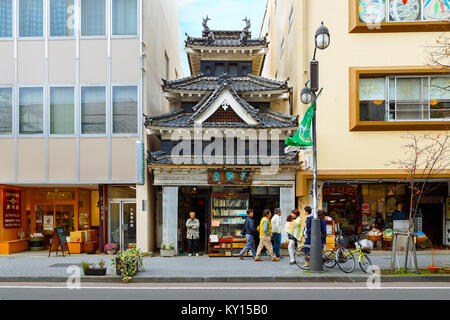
209,235,219,243
43,215,54,231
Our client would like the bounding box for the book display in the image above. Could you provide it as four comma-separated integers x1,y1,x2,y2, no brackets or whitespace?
209,193,249,257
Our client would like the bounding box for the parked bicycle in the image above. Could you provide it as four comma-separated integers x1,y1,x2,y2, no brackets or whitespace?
294,238,337,270
335,234,373,273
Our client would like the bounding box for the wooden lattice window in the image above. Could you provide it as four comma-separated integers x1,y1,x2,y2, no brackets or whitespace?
205,104,246,123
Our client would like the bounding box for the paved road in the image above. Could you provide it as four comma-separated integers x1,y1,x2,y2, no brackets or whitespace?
0,282,449,300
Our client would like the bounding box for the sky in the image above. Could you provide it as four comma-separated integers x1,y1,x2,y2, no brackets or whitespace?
178,0,268,77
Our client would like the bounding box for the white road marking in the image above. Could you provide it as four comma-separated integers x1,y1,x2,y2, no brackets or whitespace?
0,285,449,290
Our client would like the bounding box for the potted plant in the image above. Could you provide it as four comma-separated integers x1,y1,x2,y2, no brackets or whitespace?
81,259,107,276
112,249,145,283
427,242,441,273
160,242,175,257
105,243,119,255
29,233,45,251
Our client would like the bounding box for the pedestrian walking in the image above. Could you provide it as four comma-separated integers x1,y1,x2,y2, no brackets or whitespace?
285,208,305,264
239,209,257,260
254,209,280,262
186,211,200,256
271,208,283,258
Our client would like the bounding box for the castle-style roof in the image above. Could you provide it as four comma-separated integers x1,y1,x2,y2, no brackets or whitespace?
162,73,290,93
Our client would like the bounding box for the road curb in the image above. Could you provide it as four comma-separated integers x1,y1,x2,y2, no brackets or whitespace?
0,275,449,283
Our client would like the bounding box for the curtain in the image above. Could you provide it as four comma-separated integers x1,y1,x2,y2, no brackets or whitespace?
0,88,12,134
112,0,137,35
19,0,43,37
0,0,12,37
359,78,385,101
113,86,137,134
19,87,43,134
81,0,105,36
50,87,74,134
50,0,74,36
81,86,106,134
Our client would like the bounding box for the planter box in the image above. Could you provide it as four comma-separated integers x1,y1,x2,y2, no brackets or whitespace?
160,249,175,257
84,268,107,276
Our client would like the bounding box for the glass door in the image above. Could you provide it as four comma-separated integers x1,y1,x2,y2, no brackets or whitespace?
108,200,137,250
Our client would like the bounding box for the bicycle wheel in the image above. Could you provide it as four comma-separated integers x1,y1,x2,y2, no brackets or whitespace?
322,249,336,268
294,246,309,270
359,253,372,273
336,248,356,273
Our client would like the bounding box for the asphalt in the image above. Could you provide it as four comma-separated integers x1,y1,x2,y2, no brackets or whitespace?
0,250,449,283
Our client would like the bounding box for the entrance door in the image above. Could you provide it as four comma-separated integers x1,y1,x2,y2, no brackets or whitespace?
109,201,137,250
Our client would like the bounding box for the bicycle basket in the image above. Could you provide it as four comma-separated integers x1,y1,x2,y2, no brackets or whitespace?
362,247,371,254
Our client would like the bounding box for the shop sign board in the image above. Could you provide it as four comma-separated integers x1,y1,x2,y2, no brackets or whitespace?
3,190,21,229
322,186,358,197
208,170,252,185
48,227,70,256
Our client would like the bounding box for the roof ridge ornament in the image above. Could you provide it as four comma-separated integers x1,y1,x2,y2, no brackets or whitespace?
243,17,251,32
202,15,211,34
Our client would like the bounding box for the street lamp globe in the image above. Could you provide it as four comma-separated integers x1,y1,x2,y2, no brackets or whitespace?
300,85,312,105
315,22,330,50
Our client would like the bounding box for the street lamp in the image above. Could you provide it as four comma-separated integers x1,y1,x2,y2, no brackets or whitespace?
302,21,330,273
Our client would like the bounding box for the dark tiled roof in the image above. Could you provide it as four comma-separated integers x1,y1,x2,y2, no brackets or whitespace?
162,73,290,92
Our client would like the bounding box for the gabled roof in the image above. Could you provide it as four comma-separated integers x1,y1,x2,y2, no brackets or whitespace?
162,73,290,93
144,82,298,130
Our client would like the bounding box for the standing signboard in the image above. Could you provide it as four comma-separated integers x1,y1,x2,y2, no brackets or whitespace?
48,227,71,257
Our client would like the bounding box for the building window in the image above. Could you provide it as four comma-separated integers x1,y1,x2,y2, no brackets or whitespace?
19,0,43,37
0,88,12,135
0,0,13,38
81,86,106,134
81,0,105,36
112,0,138,35
50,87,74,134
19,87,43,135
289,5,294,28
50,0,75,37
112,86,138,134
359,75,450,122
351,0,449,32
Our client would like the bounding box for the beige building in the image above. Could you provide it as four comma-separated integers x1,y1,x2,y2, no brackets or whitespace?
261,0,449,245
0,0,182,254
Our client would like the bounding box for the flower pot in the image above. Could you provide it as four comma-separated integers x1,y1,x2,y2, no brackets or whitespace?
115,257,138,276
427,266,441,273
84,268,107,276
160,249,175,257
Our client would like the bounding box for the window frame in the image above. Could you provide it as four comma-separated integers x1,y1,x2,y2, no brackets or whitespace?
80,0,106,38
18,86,44,136
80,84,107,137
111,0,139,38
48,0,76,39
349,0,449,33
0,0,14,39
17,0,44,40
111,84,139,136
350,66,450,131
48,85,76,136
0,86,14,136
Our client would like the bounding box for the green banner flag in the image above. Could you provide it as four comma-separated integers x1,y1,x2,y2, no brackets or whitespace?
285,102,315,147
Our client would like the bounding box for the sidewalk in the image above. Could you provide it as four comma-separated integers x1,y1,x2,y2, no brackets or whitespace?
0,251,449,283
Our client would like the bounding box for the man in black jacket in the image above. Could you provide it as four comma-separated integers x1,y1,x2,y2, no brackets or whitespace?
239,209,257,260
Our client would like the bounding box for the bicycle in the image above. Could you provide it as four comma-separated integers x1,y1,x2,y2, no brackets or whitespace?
294,239,337,270
335,234,373,273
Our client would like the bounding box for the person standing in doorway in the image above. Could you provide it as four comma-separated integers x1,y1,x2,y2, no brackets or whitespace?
186,211,200,256
271,208,283,259
254,209,280,262
239,209,257,260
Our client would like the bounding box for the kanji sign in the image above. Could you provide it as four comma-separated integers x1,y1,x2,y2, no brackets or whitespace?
208,170,252,185
3,190,21,229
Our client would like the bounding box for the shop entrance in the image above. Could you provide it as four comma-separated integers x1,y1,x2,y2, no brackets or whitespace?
179,188,209,254
109,200,137,250
36,203,75,237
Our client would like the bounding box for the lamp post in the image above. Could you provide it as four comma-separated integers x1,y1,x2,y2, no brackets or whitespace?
301,21,330,272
